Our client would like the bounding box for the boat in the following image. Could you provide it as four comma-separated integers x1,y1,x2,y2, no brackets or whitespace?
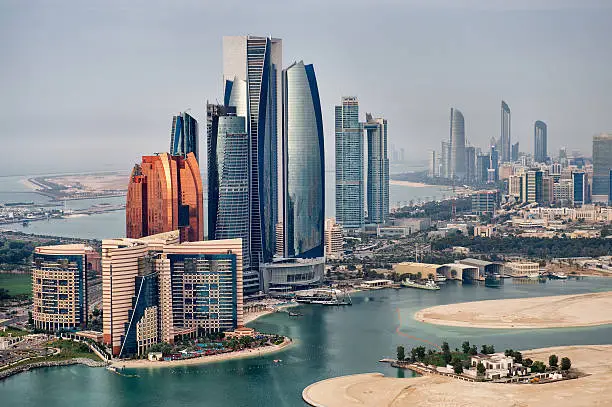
288,311,302,317
22,220,29,227
549,272,568,280
435,274,447,283
527,272,541,280
401,279,440,290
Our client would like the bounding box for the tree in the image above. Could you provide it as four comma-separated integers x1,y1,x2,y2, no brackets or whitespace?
469,345,478,355
549,354,559,368
397,346,405,361
415,346,426,361
523,358,533,367
504,349,514,357
476,362,486,376
512,351,522,363
462,341,471,354
531,361,546,373
441,342,452,365
453,358,464,374
481,344,495,354
561,357,571,371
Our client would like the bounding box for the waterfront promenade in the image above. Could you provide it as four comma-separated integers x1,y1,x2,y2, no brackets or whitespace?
414,291,612,329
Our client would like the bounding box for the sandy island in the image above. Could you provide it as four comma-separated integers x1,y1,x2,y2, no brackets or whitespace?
302,345,612,407
414,291,612,329
110,337,292,369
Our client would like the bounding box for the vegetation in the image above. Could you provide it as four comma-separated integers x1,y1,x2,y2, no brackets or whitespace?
476,361,486,376
0,239,36,266
0,326,29,337
531,361,547,373
504,349,523,363
452,356,464,374
480,344,495,354
47,339,100,362
394,197,472,222
399,341,496,369
396,345,405,361
561,357,571,370
0,273,32,300
549,354,559,368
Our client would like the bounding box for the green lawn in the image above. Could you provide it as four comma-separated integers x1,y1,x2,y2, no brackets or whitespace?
0,327,29,337
0,274,32,296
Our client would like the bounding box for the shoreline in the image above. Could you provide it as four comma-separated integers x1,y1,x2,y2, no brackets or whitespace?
0,358,106,381
303,344,612,407
414,291,612,329
389,179,445,189
110,337,293,369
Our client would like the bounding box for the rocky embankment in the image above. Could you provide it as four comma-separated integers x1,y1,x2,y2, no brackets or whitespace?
0,358,107,380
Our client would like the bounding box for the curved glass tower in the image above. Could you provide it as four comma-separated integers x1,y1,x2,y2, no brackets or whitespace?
501,101,511,162
282,61,324,258
449,108,465,180
170,112,198,161
534,120,547,163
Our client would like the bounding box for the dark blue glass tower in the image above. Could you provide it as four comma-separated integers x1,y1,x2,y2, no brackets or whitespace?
171,112,199,162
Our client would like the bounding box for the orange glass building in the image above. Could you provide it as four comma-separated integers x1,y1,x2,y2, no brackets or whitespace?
126,152,203,242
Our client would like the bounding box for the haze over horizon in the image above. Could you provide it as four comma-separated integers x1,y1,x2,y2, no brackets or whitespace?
1,0,611,175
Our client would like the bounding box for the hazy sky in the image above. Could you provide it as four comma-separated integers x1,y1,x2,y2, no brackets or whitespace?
1,0,611,175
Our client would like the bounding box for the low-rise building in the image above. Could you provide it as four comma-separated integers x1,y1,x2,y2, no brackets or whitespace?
505,262,540,276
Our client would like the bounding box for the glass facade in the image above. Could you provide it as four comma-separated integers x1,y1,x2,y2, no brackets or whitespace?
450,108,465,179
592,134,612,199
170,112,199,162
500,101,511,162
572,171,585,206
282,61,324,258
335,97,364,229
120,271,159,358
364,114,389,225
534,120,547,163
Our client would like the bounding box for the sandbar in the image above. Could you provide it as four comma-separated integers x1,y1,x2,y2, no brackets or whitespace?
414,291,612,329
302,345,612,407
110,337,292,369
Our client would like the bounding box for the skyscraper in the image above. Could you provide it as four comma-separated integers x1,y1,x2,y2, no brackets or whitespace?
449,108,465,179
500,101,511,162
572,171,587,207
592,133,612,202
465,146,476,182
126,152,203,242
335,96,364,229
428,150,436,177
511,142,519,162
170,112,198,161
440,140,450,179
282,61,324,257
223,35,282,266
364,113,389,225
534,120,547,163
32,244,94,332
476,153,490,184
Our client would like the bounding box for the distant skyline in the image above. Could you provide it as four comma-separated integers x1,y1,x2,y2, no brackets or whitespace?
1,0,611,175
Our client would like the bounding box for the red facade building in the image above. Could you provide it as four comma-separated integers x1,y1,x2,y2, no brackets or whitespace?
126,152,203,242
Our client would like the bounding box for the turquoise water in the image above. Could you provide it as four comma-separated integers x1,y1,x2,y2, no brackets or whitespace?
2,278,612,406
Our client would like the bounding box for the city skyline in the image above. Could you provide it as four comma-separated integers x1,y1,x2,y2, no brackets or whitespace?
2,2,611,175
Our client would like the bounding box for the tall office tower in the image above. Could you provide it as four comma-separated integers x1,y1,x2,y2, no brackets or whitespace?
126,153,203,242
534,120,547,163
102,231,179,357
521,169,543,203
32,244,94,332
440,140,450,179
476,154,491,183
471,190,499,215
282,61,325,257
335,96,364,229
490,146,499,181
324,218,343,259
170,112,199,161
511,142,519,162
572,171,587,207
559,147,568,167
364,113,389,225
465,146,476,182
508,175,523,200
592,133,612,202
223,35,282,266
207,105,250,269
449,108,466,179
500,101,511,162
158,239,244,344
542,176,553,204
428,150,437,177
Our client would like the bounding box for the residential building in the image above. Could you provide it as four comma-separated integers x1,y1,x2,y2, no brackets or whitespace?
592,133,612,202
542,175,553,204
471,190,498,215
170,111,198,162
511,142,519,162
324,218,343,259
428,150,437,177
364,113,389,224
223,35,282,265
505,262,539,276
126,152,203,242
508,175,523,200
500,101,511,162
282,61,325,258
32,244,94,332
440,140,450,179
335,96,364,228
449,108,465,179
465,146,476,182
534,120,547,163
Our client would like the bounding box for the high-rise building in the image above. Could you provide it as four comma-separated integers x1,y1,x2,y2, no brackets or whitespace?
471,190,498,215
476,154,490,184
449,108,465,179
572,171,587,206
508,175,523,200
440,140,450,179
281,61,325,258
170,112,199,161
490,146,499,181
223,35,282,265
364,113,389,225
126,153,203,243
335,96,364,229
465,146,476,182
521,169,543,203
511,142,519,162
500,101,511,162
592,133,612,202
32,244,94,332
324,218,343,259
534,120,547,163
102,231,179,357
428,150,437,177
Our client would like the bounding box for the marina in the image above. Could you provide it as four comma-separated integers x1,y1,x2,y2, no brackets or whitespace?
401,278,441,290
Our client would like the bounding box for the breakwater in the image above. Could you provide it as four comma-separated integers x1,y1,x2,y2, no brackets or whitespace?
0,358,107,381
